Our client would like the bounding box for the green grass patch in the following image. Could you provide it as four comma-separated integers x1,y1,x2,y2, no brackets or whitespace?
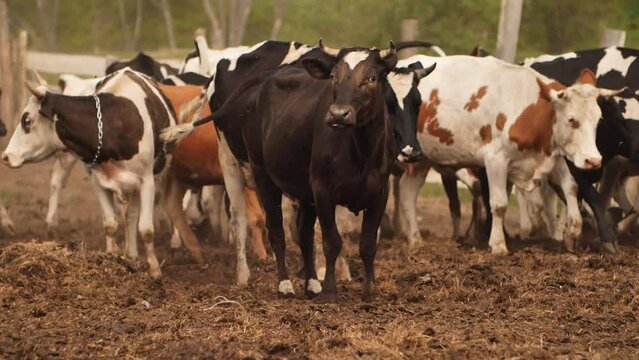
418,182,518,207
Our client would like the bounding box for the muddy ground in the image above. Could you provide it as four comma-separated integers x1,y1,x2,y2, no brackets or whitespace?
1,160,638,359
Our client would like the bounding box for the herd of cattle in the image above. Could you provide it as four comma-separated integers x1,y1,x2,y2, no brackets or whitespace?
0,31,638,302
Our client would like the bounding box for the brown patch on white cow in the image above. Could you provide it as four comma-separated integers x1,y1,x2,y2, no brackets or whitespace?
495,113,506,131
463,86,488,112
479,125,492,144
418,89,454,145
508,79,562,155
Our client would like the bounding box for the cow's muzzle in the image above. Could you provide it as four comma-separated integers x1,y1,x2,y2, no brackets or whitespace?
583,157,602,170
326,104,356,128
397,145,422,163
1,153,22,168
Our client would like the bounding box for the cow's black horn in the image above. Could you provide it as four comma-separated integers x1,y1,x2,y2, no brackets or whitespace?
379,41,396,59
319,38,340,57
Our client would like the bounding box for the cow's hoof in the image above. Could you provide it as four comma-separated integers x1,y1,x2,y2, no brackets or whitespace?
602,242,618,255
277,280,295,299
319,292,338,304
149,269,162,281
305,279,322,299
490,243,508,255
236,266,250,288
362,285,378,303
563,238,576,253
193,253,205,264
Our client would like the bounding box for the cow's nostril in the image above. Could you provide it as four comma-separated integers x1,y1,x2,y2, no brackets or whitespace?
585,157,602,169
1,154,9,165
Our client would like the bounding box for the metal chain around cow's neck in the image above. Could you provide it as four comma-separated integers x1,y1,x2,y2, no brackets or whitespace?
89,93,104,168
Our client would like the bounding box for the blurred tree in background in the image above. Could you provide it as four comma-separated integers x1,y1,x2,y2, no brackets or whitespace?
4,0,638,60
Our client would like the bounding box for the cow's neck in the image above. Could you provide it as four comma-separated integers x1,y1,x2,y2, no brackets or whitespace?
44,93,102,162
509,96,556,156
352,102,390,173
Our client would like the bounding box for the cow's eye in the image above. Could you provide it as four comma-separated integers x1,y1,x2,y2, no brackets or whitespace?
366,76,377,83
568,117,580,128
20,114,32,129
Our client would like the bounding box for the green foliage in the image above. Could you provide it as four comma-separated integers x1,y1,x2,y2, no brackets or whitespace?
5,0,638,60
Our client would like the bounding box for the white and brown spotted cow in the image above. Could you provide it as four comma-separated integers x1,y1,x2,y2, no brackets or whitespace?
2,69,175,279
396,55,624,254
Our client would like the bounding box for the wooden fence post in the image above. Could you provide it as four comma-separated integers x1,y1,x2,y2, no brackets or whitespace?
600,28,626,47
0,0,15,135
16,31,27,112
400,19,418,59
495,0,523,63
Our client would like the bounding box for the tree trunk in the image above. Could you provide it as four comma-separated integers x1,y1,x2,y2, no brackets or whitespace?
228,0,253,46
203,0,226,48
36,0,59,51
0,0,14,138
270,0,287,40
117,0,134,50
153,0,177,51
133,0,144,50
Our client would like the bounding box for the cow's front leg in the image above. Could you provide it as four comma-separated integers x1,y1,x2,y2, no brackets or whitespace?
565,161,617,253
360,184,389,302
313,183,340,303
46,152,77,235
397,165,429,247
91,174,119,254
551,175,581,252
485,159,509,254
297,201,321,298
138,173,161,279
252,167,290,297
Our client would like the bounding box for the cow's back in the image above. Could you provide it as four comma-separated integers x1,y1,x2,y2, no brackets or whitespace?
402,55,551,166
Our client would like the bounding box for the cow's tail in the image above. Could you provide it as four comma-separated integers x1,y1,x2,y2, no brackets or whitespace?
160,85,210,143
394,41,447,57
194,28,211,75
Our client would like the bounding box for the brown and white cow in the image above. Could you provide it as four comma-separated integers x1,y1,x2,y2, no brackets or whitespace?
2,69,175,279
395,55,624,254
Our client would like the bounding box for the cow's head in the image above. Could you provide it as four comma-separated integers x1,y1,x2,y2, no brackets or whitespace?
0,88,6,137
2,75,64,168
302,40,398,129
598,97,639,162
538,69,624,169
386,62,436,162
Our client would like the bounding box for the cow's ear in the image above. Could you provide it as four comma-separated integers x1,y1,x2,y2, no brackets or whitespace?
576,68,597,85
414,63,436,81
537,78,553,101
38,95,55,120
302,58,332,80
